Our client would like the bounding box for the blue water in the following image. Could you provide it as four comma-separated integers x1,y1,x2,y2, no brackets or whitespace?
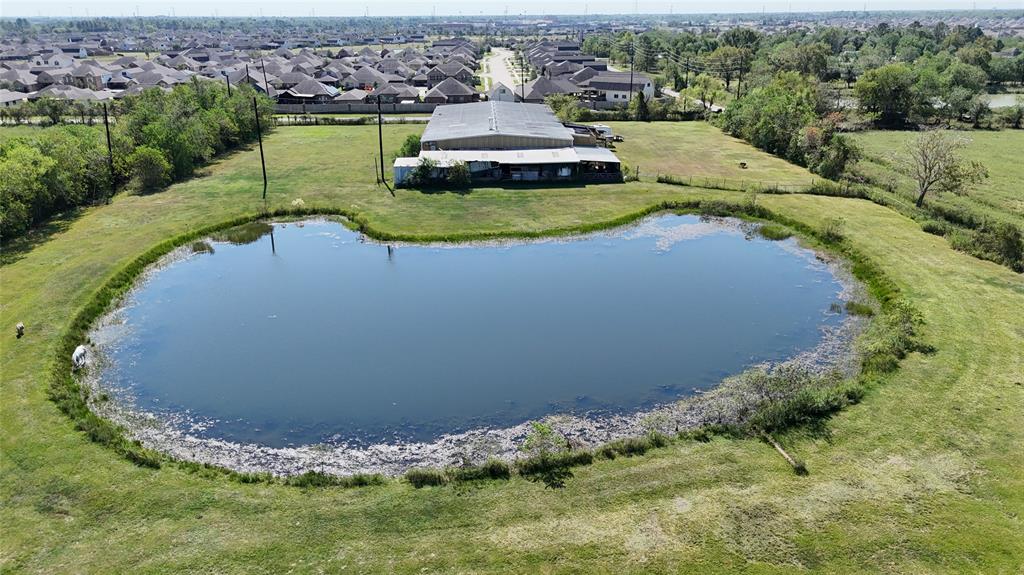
99,215,845,448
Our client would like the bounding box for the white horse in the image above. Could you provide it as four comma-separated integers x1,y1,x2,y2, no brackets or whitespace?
72,345,88,370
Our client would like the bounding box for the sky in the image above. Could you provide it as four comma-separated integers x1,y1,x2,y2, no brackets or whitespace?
1,0,1020,18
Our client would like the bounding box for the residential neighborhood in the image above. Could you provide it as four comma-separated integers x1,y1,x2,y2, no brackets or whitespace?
0,34,485,108
0,28,660,113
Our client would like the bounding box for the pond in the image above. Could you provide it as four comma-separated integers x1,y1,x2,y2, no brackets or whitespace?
984,93,1022,109
93,215,849,450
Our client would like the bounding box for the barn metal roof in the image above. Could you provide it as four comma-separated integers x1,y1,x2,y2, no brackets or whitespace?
420,101,574,146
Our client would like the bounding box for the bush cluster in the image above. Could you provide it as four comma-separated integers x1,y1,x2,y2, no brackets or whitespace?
1,82,274,240
404,459,514,488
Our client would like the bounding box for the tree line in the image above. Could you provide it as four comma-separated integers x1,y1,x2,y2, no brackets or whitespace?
0,82,274,240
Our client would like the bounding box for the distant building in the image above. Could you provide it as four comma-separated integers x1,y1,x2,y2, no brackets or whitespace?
487,82,516,102
394,101,621,186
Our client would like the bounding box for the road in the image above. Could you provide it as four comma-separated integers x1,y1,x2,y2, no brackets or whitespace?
661,86,725,113
482,48,520,93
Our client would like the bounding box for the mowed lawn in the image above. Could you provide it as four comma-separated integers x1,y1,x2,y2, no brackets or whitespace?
609,121,819,188
851,129,1024,226
2,124,1023,574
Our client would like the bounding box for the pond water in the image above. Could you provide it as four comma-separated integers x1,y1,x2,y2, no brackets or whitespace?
984,93,1022,109
96,215,847,448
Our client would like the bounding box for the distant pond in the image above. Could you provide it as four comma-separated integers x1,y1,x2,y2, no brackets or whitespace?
92,215,849,450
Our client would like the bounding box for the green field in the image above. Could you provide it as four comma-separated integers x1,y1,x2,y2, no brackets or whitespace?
2,123,1023,573
850,130,1024,227
609,122,819,188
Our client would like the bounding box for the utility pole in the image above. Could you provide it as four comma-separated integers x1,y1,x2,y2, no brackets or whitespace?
377,95,386,185
519,51,526,101
252,97,268,201
225,73,231,96
260,56,270,96
622,36,630,103
102,103,114,201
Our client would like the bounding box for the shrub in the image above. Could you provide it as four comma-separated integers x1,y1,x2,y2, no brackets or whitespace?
403,156,437,188
596,432,671,460
804,179,870,199
920,220,951,236
818,217,845,243
446,161,471,189
127,145,171,192
405,468,447,488
517,450,594,489
973,222,1024,272
844,301,875,317
521,421,569,457
285,471,386,488
397,134,421,157
947,223,1024,272
758,223,793,240
447,459,512,482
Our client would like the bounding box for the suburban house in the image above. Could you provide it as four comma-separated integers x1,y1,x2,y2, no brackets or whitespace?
278,78,338,104
394,101,622,186
424,77,479,104
426,61,475,86
578,71,656,103
488,82,516,102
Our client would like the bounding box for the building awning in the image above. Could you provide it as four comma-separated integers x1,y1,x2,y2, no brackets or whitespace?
395,146,621,168
574,146,622,164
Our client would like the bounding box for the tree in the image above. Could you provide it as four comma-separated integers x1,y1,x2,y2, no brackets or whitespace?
854,63,918,125
634,34,657,72
446,161,471,189
581,35,613,58
127,145,171,192
0,144,56,238
721,72,818,158
545,93,582,122
628,92,650,122
684,74,724,118
905,131,987,208
397,134,421,157
996,99,1024,129
720,27,760,50
33,97,68,125
407,157,437,188
706,46,742,90
942,61,987,94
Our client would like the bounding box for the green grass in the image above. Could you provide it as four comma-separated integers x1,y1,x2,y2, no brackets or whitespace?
0,125,74,139
608,121,820,188
2,123,1023,573
850,129,1024,227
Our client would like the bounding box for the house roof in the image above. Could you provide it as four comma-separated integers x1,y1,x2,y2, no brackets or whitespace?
425,77,475,98
336,88,368,101
518,76,578,100
285,78,338,98
420,101,573,146
580,71,651,91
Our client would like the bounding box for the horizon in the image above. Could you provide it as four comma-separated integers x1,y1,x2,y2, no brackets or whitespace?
2,2,1021,19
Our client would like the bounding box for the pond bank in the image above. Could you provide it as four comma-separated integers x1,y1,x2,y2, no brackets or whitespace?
79,214,868,477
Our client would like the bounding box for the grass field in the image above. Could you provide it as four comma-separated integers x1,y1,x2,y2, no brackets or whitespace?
2,123,1023,573
0,125,75,139
608,122,819,188
850,130,1024,227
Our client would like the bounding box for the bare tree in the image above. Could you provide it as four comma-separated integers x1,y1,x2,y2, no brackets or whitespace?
906,131,987,208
